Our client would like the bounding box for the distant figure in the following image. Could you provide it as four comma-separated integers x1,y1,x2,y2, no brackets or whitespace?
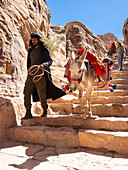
107,42,117,59
117,41,124,71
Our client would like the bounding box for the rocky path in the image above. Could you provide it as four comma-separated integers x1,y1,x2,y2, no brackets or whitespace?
2,56,128,169
0,140,128,170
7,56,128,154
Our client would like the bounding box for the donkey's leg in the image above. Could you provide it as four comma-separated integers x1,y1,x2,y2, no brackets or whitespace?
87,98,92,117
78,87,87,119
86,84,93,117
78,89,84,114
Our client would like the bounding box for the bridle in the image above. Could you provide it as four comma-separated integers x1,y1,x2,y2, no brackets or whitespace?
66,59,84,84
67,69,83,83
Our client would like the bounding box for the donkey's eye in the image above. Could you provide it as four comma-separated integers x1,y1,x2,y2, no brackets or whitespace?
78,70,81,73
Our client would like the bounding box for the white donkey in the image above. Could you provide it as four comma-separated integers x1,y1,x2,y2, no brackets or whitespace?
67,48,111,119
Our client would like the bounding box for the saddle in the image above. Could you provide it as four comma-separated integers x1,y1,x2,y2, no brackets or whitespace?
77,49,106,77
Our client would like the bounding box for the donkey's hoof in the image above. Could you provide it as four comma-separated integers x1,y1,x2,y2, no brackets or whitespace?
88,111,92,118
82,114,87,119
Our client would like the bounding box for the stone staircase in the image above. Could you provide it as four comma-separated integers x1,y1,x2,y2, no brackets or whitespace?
7,56,128,155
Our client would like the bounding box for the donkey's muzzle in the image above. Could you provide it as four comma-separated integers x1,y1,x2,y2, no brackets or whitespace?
69,83,77,91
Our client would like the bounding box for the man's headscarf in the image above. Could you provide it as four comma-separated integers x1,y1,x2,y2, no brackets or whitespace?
31,32,44,40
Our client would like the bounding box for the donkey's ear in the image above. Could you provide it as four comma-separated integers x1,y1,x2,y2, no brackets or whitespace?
79,48,87,64
70,50,76,60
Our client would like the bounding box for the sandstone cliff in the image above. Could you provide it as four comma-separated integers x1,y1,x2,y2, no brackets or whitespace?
123,18,128,47
0,0,119,140
97,33,118,49
47,21,107,89
0,0,50,139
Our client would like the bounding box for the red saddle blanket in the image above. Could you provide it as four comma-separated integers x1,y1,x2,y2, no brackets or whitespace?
77,49,106,77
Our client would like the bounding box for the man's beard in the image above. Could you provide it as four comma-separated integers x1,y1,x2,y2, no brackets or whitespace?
33,42,39,47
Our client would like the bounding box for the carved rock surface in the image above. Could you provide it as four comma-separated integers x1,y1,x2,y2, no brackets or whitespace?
0,0,50,139
123,18,128,46
65,21,106,59
0,97,16,139
97,33,118,49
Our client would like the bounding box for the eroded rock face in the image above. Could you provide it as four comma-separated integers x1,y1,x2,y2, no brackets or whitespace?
47,22,107,90
65,21,106,59
123,18,128,46
97,33,118,49
48,25,66,67
0,0,50,139
0,0,50,94
0,1,111,140
0,97,16,139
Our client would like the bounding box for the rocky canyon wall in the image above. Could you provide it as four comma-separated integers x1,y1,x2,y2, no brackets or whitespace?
97,33,118,49
48,22,107,90
1,0,125,140
0,0,50,139
123,18,128,47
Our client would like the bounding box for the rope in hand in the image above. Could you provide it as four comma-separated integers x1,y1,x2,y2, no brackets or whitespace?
27,65,44,82
27,65,68,84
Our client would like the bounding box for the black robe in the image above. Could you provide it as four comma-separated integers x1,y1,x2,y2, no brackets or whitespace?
27,44,66,102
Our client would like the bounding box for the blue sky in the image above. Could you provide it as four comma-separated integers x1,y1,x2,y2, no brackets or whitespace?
46,0,128,40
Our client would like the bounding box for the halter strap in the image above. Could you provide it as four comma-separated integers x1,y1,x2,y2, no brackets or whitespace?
67,70,83,83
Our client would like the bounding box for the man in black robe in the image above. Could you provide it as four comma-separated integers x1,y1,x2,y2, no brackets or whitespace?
22,32,66,119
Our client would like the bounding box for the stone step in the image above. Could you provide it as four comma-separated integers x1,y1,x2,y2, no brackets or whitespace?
112,73,128,79
7,126,79,148
67,89,128,97
114,62,128,71
91,96,128,104
114,60,128,64
21,116,128,132
112,70,128,73
80,103,128,117
109,78,128,84
92,89,128,97
7,125,128,155
48,95,128,104
93,78,128,86
93,84,128,91
114,60,128,66
47,103,128,117
78,130,128,155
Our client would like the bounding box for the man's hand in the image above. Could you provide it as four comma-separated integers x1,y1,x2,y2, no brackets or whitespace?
39,65,44,69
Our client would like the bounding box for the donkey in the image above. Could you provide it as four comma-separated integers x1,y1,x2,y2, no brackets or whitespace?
67,48,112,119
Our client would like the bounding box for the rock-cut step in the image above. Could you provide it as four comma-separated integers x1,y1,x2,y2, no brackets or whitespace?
93,84,128,91
48,102,128,117
112,72,128,79
48,95,128,104
78,129,128,155
21,115,128,132
92,89,128,97
7,125,128,155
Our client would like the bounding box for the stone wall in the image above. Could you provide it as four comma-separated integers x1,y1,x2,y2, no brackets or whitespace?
64,21,106,59
0,0,50,139
0,0,119,140
97,33,118,49
123,18,128,47
0,97,16,139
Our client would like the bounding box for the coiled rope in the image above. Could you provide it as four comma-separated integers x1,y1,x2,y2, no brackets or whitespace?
28,65,67,84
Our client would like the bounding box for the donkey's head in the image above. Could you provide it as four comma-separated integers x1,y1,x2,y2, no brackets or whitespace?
68,49,87,91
